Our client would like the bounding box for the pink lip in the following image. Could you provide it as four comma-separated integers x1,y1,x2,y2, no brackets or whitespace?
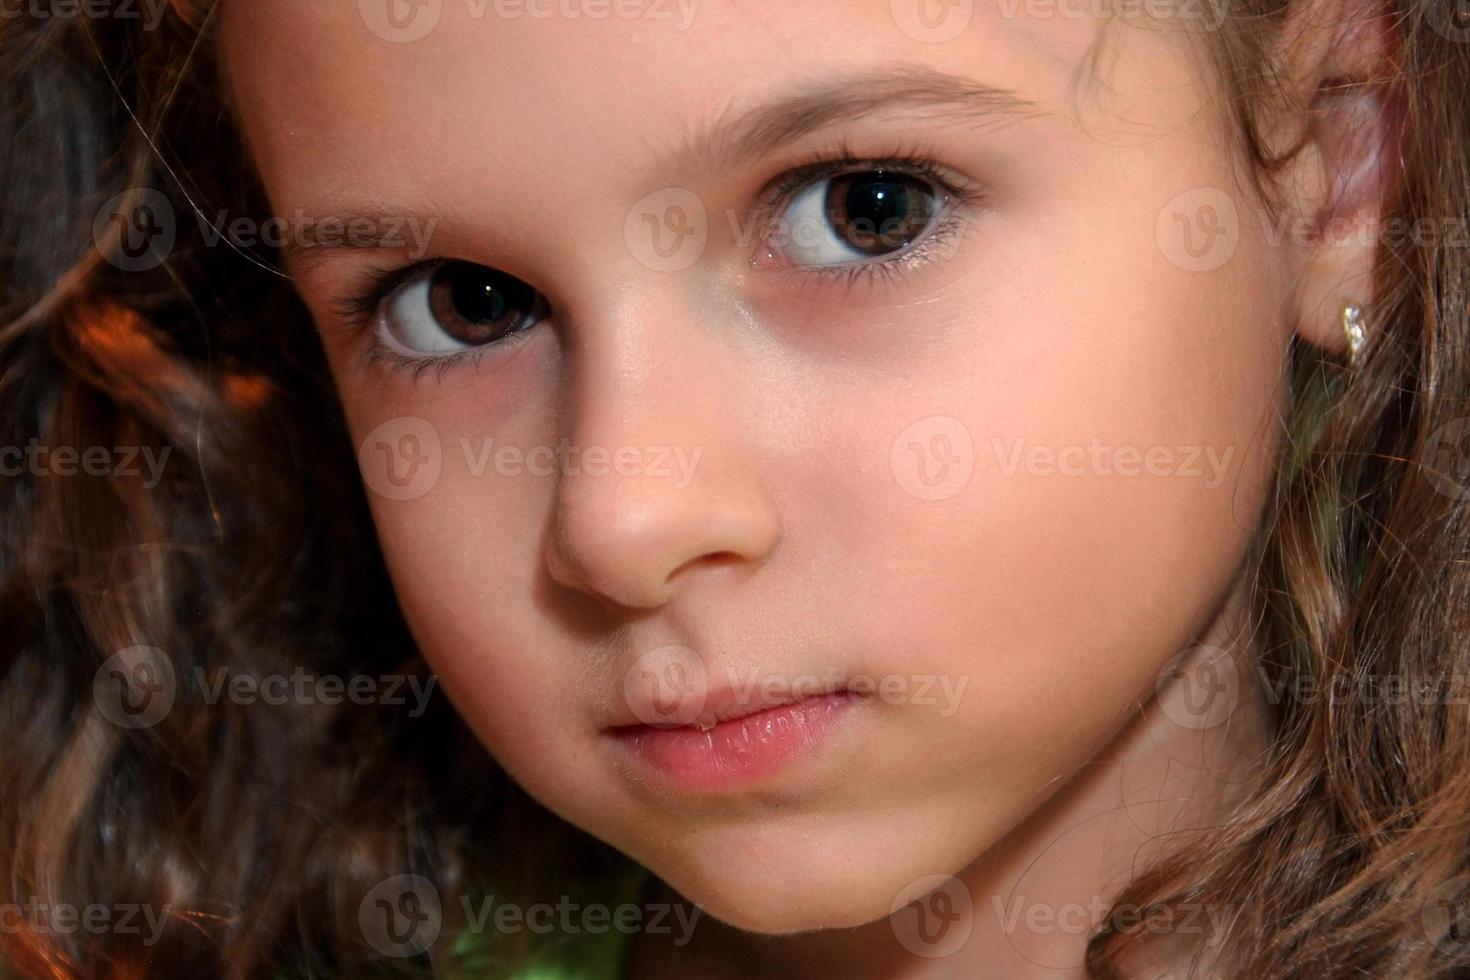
608,691,858,790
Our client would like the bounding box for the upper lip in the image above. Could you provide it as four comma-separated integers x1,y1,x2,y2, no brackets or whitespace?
610,678,853,732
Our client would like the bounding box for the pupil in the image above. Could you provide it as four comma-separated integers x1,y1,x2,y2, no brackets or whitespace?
828,171,933,256
452,268,515,323
848,174,908,229
427,262,544,347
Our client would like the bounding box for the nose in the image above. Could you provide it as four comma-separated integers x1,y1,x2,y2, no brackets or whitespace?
543,299,781,612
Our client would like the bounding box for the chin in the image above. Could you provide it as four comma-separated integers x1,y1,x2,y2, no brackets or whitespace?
638,831,931,936
681,874,895,936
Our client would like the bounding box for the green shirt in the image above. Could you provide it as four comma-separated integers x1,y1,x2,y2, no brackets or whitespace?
449,864,650,980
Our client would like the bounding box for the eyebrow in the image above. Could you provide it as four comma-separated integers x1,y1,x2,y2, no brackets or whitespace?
276,205,449,277
280,64,1041,273
678,63,1045,170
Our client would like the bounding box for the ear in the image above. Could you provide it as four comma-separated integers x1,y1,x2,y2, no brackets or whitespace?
1268,0,1400,359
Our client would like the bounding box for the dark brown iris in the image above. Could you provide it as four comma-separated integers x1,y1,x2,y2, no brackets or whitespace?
427,262,541,345
823,170,938,256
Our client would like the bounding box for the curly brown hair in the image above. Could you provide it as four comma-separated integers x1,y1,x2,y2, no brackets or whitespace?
0,4,621,978
1,1,1468,978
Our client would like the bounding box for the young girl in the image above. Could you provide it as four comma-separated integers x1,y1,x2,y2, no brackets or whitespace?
3,0,1468,976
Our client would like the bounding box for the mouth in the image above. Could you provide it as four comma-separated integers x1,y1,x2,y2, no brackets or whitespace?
605,687,862,791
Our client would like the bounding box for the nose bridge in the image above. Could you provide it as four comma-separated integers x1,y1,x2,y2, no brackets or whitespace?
544,289,780,611
561,286,715,484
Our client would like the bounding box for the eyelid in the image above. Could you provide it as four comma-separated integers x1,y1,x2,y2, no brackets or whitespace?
357,325,535,384
756,139,985,213
332,258,451,338
759,208,972,296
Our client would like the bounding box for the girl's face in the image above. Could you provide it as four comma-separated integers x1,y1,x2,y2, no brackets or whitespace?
220,1,1290,932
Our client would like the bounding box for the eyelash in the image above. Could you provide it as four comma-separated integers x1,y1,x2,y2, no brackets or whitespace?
758,139,985,287
335,142,983,378
332,263,533,382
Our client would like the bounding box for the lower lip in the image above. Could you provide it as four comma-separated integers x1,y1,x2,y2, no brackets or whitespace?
609,692,857,790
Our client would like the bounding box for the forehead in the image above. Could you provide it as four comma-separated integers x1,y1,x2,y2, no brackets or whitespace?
215,1,1106,205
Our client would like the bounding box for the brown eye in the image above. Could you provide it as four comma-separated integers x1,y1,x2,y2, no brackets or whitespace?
823,170,940,257
382,261,549,356
771,169,946,267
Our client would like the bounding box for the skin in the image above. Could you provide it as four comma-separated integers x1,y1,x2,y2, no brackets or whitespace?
217,1,1383,975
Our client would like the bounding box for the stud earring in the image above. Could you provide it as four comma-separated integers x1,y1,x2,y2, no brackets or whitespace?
1342,301,1367,368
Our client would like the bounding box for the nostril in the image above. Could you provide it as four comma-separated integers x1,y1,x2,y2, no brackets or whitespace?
667,550,746,582
544,461,781,611
544,524,678,611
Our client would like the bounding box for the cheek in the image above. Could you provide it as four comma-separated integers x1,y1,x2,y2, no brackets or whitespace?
799,177,1286,789
360,466,622,812
332,333,591,771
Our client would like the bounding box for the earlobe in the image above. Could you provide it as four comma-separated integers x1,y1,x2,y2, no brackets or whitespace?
1274,0,1400,361
1292,203,1380,362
